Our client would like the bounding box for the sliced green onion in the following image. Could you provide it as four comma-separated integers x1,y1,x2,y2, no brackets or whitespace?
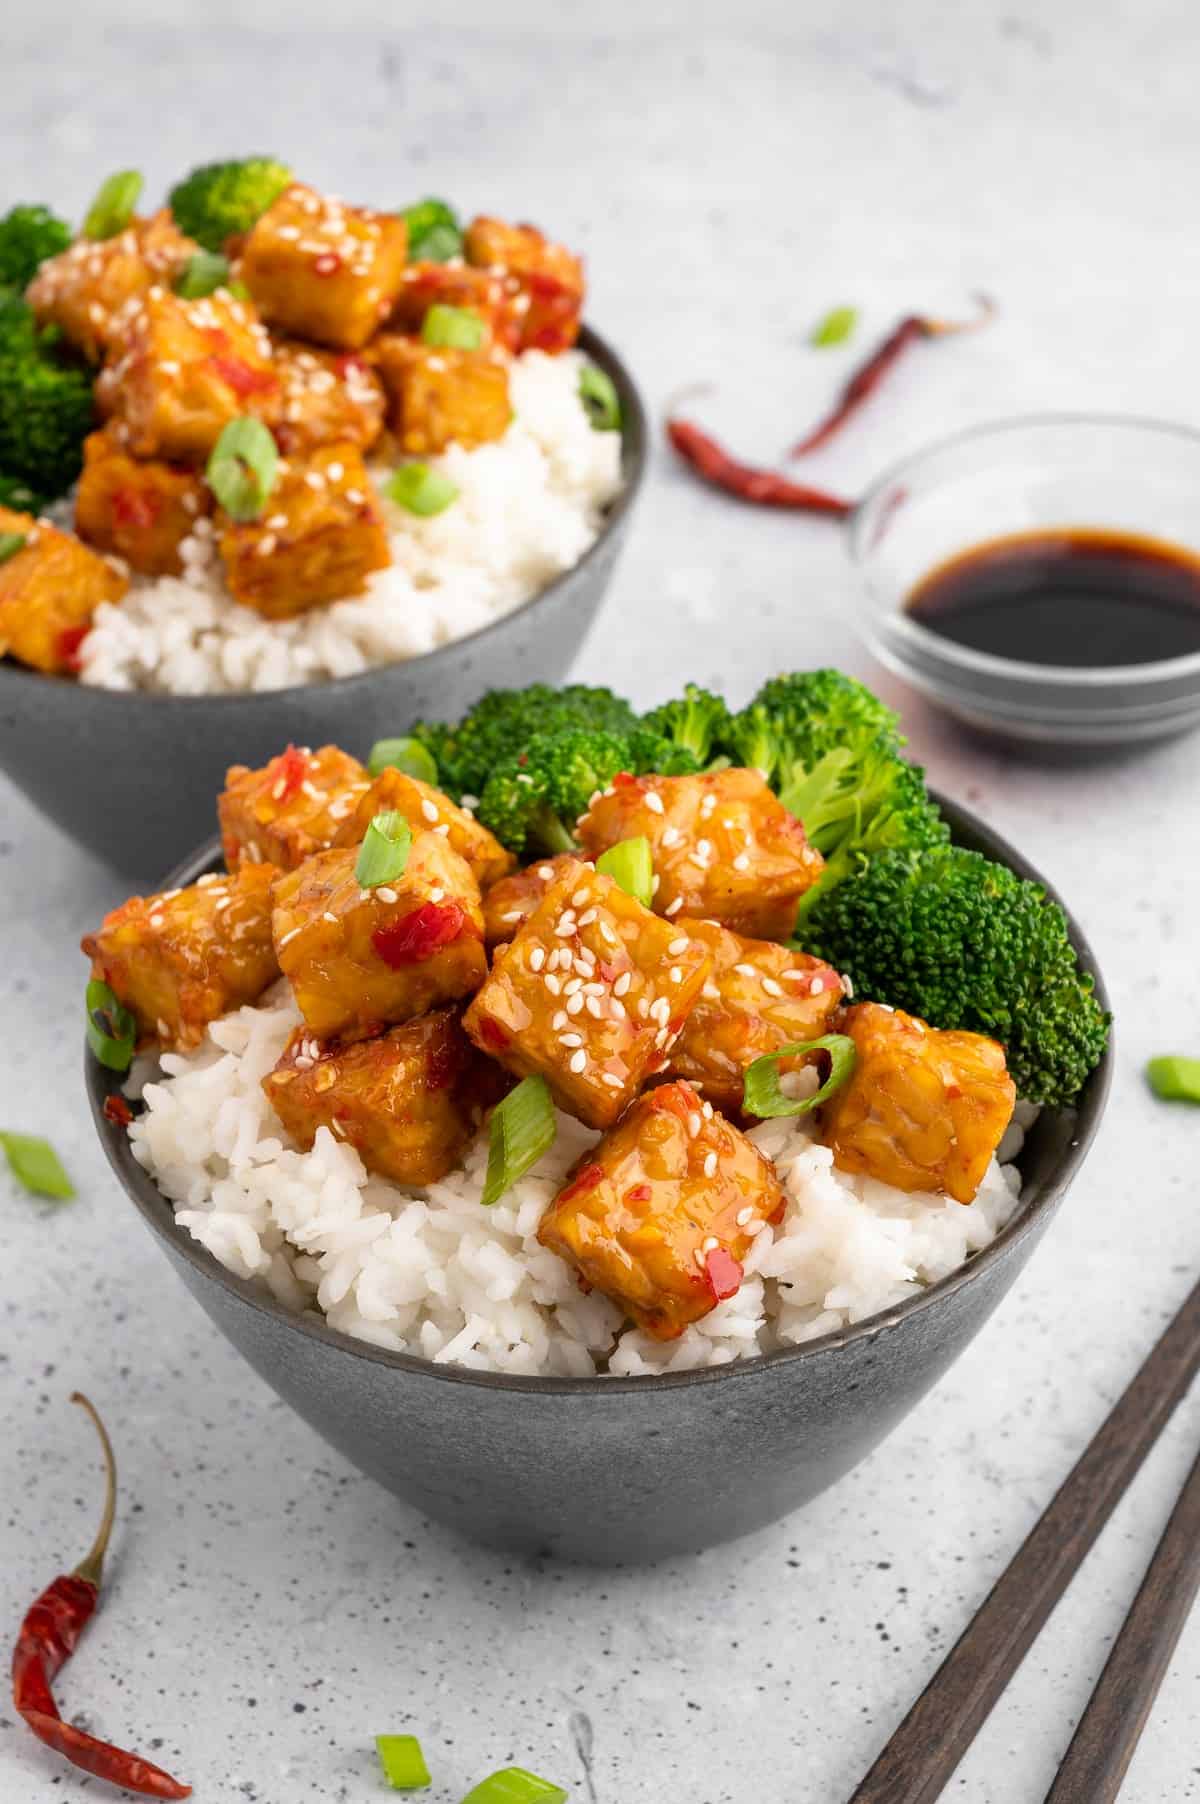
384,463,459,517
375,1734,431,1790
0,530,28,564
742,1033,857,1119
0,1131,74,1200
595,836,653,907
482,1077,556,1207
578,364,621,431
421,303,485,350
367,736,440,784
206,417,279,522
86,978,137,1073
459,1768,568,1804
176,249,232,299
1146,1055,1200,1104
356,810,413,888
227,278,252,302
83,170,143,241
402,197,463,263
810,304,859,348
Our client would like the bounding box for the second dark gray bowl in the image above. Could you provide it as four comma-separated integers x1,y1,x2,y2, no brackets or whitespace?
86,796,1111,1565
0,327,645,881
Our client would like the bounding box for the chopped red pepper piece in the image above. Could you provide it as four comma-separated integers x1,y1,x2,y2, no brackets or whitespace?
209,354,277,399
558,1161,605,1203
102,1095,133,1127
111,487,160,530
371,902,466,969
271,744,309,805
704,1246,744,1301
57,624,91,671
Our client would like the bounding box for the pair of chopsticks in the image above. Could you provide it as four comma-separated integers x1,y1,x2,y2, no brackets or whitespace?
848,1275,1200,1804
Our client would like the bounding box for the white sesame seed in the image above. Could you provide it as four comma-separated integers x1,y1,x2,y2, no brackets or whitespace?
613,971,631,997
644,792,665,814
700,795,716,818
637,998,650,1019
702,981,720,1001
701,1101,714,1119
256,533,277,557
693,1249,707,1270
149,912,164,928
566,994,585,1016
810,976,825,994
529,947,546,972
661,825,682,848
583,981,605,996
609,998,626,1020
544,974,561,996
703,1152,718,1179
735,963,758,979
571,888,591,907
326,461,344,481
762,977,784,998
569,1050,587,1074
601,1072,625,1089
537,864,555,880
669,967,683,984
433,824,450,837
375,886,398,904
560,1032,583,1048
841,975,854,997
585,996,604,1018
598,921,618,945
322,911,338,924
702,1235,719,1252
697,838,713,861
654,1028,669,1048
429,887,445,903
733,853,751,872
564,977,583,996
552,1010,569,1030
687,1112,702,1138
782,969,808,982
500,909,522,923
668,936,689,955
736,1207,754,1227
664,897,684,917
420,798,439,822
554,919,575,938
651,875,661,895
576,908,597,926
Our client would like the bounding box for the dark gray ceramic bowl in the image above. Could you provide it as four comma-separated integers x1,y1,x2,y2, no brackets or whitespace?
86,796,1111,1564
1,327,644,881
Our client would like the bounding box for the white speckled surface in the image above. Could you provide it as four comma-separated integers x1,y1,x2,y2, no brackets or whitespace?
4,3,1200,1798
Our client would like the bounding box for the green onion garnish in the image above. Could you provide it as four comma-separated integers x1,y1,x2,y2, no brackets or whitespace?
578,364,621,431
742,1033,857,1119
810,304,859,348
402,197,463,263
176,249,232,299
367,736,440,784
375,1734,431,1790
595,836,653,907
482,1077,556,1207
1146,1055,1200,1104
83,170,143,241
227,278,252,302
86,978,137,1073
355,810,413,888
460,1768,568,1804
421,303,485,350
0,1131,74,1200
206,417,279,522
0,531,27,565
385,463,459,517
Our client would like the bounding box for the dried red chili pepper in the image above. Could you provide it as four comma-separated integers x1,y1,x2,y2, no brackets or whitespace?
789,295,995,457
666,418,853,517
13,1394,191,1799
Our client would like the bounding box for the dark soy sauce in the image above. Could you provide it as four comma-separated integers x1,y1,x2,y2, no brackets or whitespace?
905,528,1200,668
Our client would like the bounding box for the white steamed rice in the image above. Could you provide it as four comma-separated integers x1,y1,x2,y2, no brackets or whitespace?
128,985,1036,1378
78,350,622,696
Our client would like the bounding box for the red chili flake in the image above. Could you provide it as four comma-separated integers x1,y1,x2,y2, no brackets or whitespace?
209,354,277,399
476,1017,511,1053
372,902,465,969
332,353,367,379
313,252,342,277
271,744,308,805
13,1395,191,1798
624,1183,652,1205
611,770,643,790
111,487,160,530
102,1095,133,1128
559,1161,605,1202
704,1247,744,1302
57,624,91,671
667,418,852,516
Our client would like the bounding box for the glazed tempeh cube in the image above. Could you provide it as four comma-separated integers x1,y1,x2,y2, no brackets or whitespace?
74,428,211,576
218,744,371,871
263,1008,502,1187
0,506,127,674
372,336,511,456
819,1002,1016,1206
390,261,516,348
667,919,845,1113
334,767,514,889
216,441,391,618
577,768,824,941
81,863,279,1051
26,211,198,361
271,340,386,457
462,857,712,1129
102,288,279,462
481,854,580,948
272,839,487,1040
463,215,584,353
239,183,408,350
537,1079,785,1340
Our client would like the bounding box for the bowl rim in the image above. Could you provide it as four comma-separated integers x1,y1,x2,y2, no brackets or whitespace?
847,409,1200,689
0,323,646,711
86,791,1112,1395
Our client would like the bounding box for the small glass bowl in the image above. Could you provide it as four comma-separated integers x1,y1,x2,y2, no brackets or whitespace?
848,414,1200,748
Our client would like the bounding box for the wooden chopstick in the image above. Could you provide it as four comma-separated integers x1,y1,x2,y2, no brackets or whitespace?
846,1275,1200,1804
1042,1437,1200,1803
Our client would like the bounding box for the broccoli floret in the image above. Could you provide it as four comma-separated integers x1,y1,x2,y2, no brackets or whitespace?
0,205,71,291
477,728,637,856
0,327,93,505
641,683,733,766
168,157,293,252
625,727,703,778
797,845,1111,1106
0,288,40,357
725,700,788,783
750,669,903,760
409,684,639,802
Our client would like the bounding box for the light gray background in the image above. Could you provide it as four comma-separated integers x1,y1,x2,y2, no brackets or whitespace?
3,2,1200,1799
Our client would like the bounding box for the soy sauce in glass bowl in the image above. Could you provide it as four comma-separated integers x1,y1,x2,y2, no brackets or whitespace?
848,416,1200,750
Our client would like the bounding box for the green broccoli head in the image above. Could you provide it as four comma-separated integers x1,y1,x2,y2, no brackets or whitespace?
640,683,733,766
797,844,1111,1106
725,700,789,783
625,726,702,778
409,684,639,802
477,727,637,855
0,287,40,358
0,205,72,291
751,668,903,760
168,157,293,251
0,334,93,506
